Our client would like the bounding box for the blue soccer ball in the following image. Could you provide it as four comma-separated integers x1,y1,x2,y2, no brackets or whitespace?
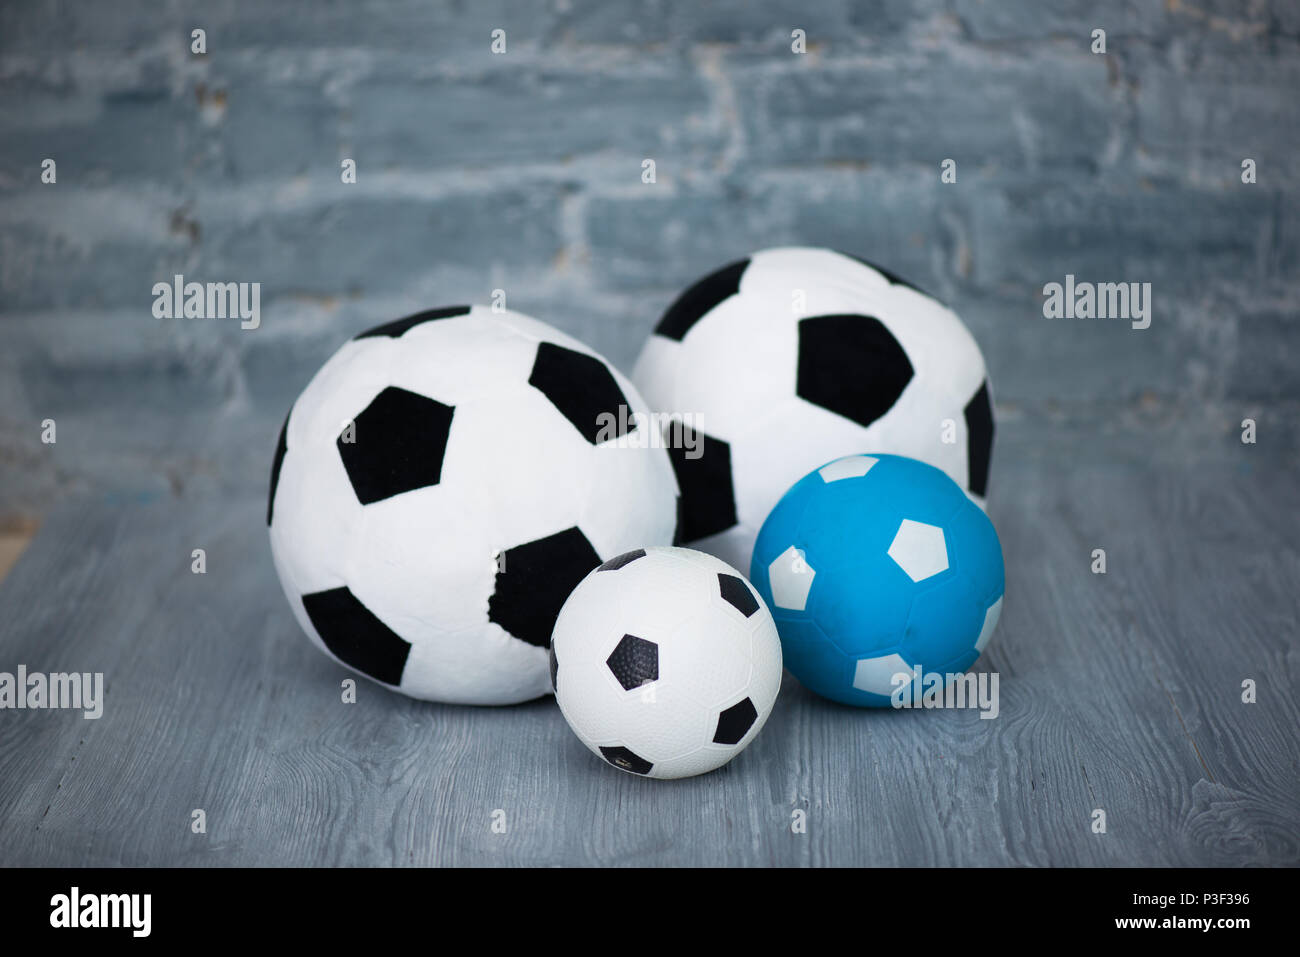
750,453,1004,707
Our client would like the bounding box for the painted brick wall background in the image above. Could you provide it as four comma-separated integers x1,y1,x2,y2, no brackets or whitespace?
0,0,1296,522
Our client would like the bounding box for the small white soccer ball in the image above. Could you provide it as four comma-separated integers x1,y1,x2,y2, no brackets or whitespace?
632,246,994,572
550,546,782,779
268,305,679,705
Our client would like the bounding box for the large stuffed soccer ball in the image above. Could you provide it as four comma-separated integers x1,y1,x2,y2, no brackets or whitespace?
750,453,1004,707
267,305,679,705
550,546,782,779
632,246,994,571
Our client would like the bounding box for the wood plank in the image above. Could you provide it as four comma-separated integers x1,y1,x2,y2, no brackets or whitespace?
0,517,38,585
0,450,1296,866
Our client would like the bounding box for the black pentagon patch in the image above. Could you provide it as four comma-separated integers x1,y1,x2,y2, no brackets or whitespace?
606,634,659,691
717,573,759,618
655,258,749,342
549,643,559,694
964,379,994,497
664,421,737,543
267,409,290,526
354,305,472,339
597,549,646,572
301,586,411,686
337,386,455,505
528,341,634,445
489,527,601,648
796,314,914,428
599,745,653,775
713,697,758,745
844,253,932,299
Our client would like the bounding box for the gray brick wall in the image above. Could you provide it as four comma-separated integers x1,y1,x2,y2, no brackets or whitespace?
0,0,1296,517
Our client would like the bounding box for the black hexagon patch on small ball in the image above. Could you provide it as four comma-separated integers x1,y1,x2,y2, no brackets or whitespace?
301,585,411,686
664,421,737,542
713,698,758,745
597,549,646,572
528,341,634,445
488,527,601,648
606,634,659,691
599,746,653,775
717,573,759,618
797,314,913,428
338,386,454,505
964,379,994,497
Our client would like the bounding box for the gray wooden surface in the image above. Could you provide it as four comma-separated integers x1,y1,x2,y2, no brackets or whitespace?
1,442,1298,867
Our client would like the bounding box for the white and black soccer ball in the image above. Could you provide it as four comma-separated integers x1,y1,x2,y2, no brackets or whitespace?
550,546,783,779
267,305,679,705
632,247,994,571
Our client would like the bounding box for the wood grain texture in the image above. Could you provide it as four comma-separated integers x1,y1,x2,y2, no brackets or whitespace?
0,450,1297,867
0,524,37,585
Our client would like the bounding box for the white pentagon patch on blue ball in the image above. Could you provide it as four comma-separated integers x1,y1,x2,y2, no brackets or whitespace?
751,453,1005,707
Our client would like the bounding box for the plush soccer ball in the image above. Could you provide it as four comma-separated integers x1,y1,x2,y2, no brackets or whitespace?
632,246,994,571
267,305,679,705
750,453,1004,707
550,546,782,779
